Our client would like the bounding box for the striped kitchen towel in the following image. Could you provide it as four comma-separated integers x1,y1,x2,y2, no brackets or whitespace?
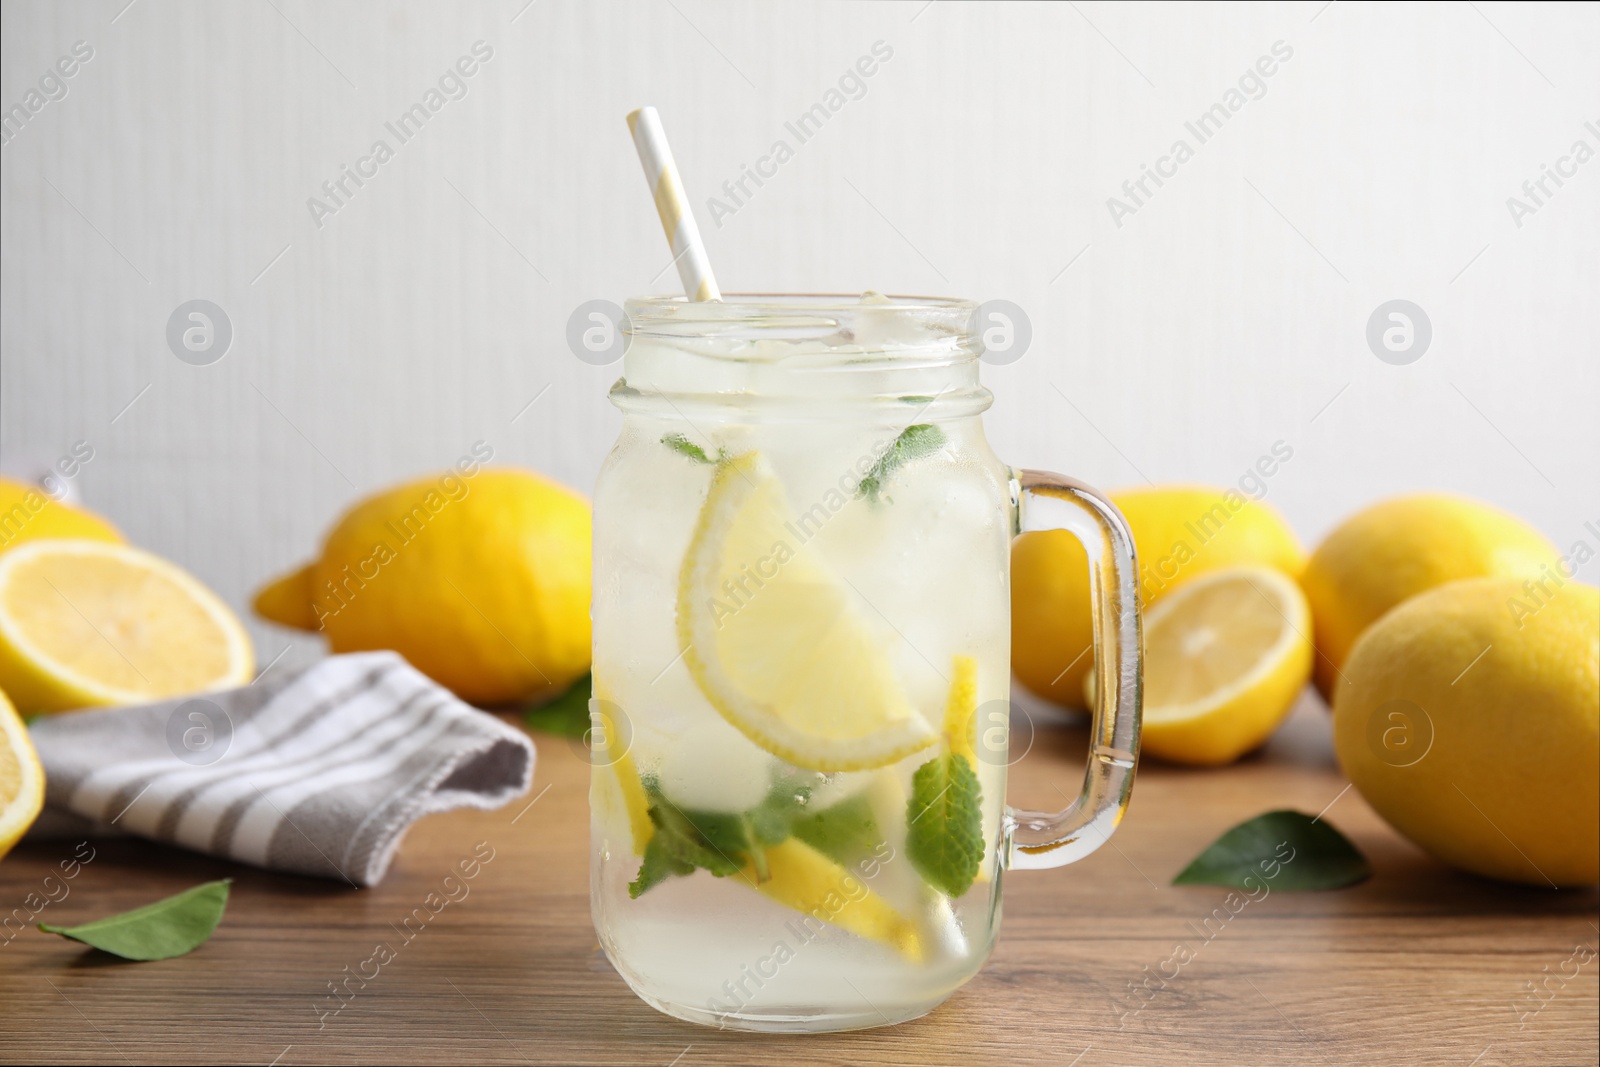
26,651,536,886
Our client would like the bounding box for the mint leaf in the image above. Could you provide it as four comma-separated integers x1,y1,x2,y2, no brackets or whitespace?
791,791,881,864
631,834,694,897
628,779,745,899
906,752,984,898
857,424,946,503
522,673,591,739
1174,810,1370,891
39,880,231,960
627,773,860,896
662,432,720,464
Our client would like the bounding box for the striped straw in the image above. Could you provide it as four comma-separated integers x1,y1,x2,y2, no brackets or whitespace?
627,106,721,302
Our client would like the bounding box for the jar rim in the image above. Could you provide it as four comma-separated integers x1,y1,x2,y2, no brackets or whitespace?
613,292,990,418
623,293,979,319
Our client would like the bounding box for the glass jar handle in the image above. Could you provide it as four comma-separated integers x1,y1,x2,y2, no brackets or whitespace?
1006,469,1143,870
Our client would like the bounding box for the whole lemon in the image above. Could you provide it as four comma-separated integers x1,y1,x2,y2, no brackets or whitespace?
1013,484,1304,706
0,477,121,553
1333,577,1597,887
1302,494,1557,700
254,467,591,707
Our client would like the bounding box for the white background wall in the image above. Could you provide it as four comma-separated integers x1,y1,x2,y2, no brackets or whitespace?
3,0,1597,657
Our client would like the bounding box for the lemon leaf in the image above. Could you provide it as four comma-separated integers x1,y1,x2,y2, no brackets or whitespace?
906,752,984,897
522,673,591,739
857,424,946,504
38,879,231,960
1174,810,1370,891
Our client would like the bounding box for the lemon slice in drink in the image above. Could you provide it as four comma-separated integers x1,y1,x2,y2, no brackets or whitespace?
743,838,924,961
0,539,254,713
678,452,936,772
1134,565,1312,766
592,679,653,857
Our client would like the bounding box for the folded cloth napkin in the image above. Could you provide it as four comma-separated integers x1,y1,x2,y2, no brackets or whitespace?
26,651,535,886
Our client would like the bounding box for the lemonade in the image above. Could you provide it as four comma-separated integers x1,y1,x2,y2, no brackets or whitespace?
590,295,1141,1031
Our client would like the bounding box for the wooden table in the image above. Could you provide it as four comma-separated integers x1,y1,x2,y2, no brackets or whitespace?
3,696,1596,1066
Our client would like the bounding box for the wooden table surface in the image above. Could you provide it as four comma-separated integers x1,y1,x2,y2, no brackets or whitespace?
3,695,1596,1067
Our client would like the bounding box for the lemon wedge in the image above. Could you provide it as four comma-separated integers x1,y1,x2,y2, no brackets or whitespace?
942,654,979,769
0,688,45,857
592,679,653,857
742,838,924,961
0,539,254,713
1134,565,1312,765
677,452,936,772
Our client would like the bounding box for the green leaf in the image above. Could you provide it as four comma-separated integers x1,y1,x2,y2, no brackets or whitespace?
748,773,816,845
662,432,720,465
857,424,946,503
628,780,744,899
905,752,984,898
627,772,855,897
1174,810,1371,891
630,834,693,897
522,674,591,739
791,791,881,864
679,807,752,861
39,880,231,960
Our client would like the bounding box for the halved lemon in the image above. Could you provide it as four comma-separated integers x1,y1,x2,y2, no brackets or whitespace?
1130,565,1312,765
0,539,254,713
0,688,45,858
677,452,936,772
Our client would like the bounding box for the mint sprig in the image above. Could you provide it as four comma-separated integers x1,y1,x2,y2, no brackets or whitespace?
790,791,881,863
662,432,722,465
905,752,984,897
629,776,823,897
629,780,743,898
628,774,889,898
857,424,946,503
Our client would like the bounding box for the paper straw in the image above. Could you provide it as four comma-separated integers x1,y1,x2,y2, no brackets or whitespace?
627,106,721,302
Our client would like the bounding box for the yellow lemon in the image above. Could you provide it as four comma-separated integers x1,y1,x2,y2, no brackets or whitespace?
0,540,253,713
0,688,46,859
1120,566,1312,765
1302,494,1557,700
0,478,121,554
592,679,652,857
742,838,924,961
1333,578,1597,887
942,654,979,769
254,468,591,708
1014,485,1304,707
678,452,937,772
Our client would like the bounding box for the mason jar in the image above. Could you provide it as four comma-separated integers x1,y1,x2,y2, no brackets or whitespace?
589,294,1141,1032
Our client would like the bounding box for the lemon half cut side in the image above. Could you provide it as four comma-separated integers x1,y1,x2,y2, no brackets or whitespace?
1135,565,1312,765
0,539,254,713
0,689,45,856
